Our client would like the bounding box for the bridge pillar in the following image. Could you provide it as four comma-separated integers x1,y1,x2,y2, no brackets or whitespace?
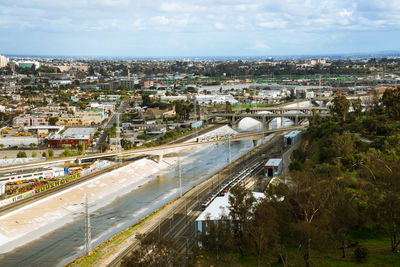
262,116,266,132
252,140,258,147
232,115,236,124
295,115,299,125
158,153,163,166
276,117,282,128
76,158,82,165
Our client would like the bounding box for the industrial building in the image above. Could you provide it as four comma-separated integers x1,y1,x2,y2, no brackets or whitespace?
0,167,64,195
195,192,265,240
264,158,282,177
284,130,302,146
0,167,64,183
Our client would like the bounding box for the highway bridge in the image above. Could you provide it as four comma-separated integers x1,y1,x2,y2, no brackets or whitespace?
205,112,322,125
233,106,328,113
0,126,305,172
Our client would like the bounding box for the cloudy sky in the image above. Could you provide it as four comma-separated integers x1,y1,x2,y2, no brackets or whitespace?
1,0,399,57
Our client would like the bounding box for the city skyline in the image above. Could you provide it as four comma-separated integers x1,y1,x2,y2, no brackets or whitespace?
1,0,400,57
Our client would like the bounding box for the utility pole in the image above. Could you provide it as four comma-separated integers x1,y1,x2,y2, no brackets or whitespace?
194,98,198,138
116,112,122,165
228,137,231,164
84,194,91,256
178,155,182,197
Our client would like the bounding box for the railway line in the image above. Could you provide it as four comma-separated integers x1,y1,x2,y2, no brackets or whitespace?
107,132,286,267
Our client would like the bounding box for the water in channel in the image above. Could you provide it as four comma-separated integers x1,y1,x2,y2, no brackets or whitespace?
0,140,254,267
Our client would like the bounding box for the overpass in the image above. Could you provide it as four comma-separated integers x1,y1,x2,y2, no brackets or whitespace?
0,126,305,172
205,112,320,125
233,106,328,113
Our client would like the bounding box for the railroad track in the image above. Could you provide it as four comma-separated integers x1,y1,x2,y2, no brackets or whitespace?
108,133,287,267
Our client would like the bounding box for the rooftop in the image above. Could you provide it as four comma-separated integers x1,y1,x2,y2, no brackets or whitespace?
196,192,264,221
284,130,302,138
265,158,282,167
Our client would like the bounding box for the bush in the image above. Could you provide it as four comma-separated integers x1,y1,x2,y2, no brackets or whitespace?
354,245,368,263
17,151,27,158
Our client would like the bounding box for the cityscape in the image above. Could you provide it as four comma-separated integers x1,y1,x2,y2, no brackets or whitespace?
0,1,400,267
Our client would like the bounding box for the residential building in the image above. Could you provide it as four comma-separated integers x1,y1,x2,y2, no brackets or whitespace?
145,106,176,119
0,55,8,68
99,95,121,102
13,116,48,127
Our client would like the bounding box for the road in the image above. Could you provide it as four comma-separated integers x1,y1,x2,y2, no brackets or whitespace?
96,100,128,150
282,141,301,179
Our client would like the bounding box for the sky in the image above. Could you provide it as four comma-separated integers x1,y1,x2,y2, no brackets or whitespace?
1,0,400,57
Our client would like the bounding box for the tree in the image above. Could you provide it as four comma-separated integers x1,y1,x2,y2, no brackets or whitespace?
141,93,151,107
17,151,27,158
101,142,110,152
61,147,74,157
329,185,359,258
322,132,355,162
330,95,350,121
77,144,86,155
225,101,232,113
49,117,59,126
80,103,87,110
29,143,36,148
31,151,37,157
199,215,233,264
245,199,279,266
229,184,256,254
121,233,184,267
351,97,362,119
88,66,95,76
47,149,54,158
364,152,400,252
282,171,333,267
381,87,400,120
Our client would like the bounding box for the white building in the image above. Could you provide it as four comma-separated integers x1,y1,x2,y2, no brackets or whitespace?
195,192,264,237
0,55,8,68
15,61,41,69
195,94,238,105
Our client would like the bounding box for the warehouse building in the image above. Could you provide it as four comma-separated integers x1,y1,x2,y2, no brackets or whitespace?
284,130,302,146
195,192,265,241
264,158,282,177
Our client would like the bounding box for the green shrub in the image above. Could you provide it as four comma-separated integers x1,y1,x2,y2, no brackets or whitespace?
354,245,368,263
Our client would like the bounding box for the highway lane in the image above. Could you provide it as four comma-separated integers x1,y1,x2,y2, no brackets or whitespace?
96,101,128,150
0,139,255,267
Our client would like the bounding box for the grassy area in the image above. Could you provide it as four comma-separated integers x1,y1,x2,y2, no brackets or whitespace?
195,236,400,267
232,103,276,109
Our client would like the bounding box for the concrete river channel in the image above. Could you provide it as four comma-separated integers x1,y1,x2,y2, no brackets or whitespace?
0,139,256,266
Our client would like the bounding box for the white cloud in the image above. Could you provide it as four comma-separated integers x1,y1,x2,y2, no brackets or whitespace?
214,22,225,30
0,0,400,55
249,41,271,51
257,20,288,29
159,3,182,12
